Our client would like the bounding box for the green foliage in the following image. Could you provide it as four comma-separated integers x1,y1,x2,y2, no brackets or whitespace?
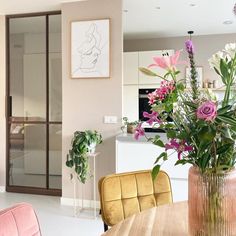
151,164,160,180
139,44,236,179
139,67,158,77
154,152,168,164
66,130,102,184
122,117,138,126
152,136,165,147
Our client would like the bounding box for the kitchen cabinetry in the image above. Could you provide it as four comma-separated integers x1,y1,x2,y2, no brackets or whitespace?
116,133,190,202
123,49,174,121
138,50,174,85
123,85,138,122
123,52,139,85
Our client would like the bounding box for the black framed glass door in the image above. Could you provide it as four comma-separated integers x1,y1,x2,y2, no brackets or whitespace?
6,12,62,196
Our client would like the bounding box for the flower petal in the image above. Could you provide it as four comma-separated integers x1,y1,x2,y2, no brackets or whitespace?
177,151,182,160
170,50,180,65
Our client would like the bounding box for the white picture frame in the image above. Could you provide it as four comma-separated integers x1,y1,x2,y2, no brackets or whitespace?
185,67,203,88
70,18,110,79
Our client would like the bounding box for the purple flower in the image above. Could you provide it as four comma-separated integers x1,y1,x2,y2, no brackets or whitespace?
143,111,162,126
134,123,145,140
165,139,193,160
196,101,217,121
185,40,194,54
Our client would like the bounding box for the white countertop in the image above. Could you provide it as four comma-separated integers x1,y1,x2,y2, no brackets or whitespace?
116,132,168,143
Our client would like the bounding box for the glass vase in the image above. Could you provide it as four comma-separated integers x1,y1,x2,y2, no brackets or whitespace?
188,166,236,236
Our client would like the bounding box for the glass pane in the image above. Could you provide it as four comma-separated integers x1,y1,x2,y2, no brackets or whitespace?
9,16,46,121
9,123,46,188
49,15,62,122
49,124,62,189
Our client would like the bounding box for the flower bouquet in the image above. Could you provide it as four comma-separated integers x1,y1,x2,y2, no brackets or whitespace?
137,41,236,235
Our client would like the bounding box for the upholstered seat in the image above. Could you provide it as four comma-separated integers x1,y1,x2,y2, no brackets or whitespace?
98,170,172,231
0,203,41,236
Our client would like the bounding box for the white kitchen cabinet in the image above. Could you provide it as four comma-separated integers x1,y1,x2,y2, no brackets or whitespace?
123,52,139,85
123,85,138,121
138,50,174,85
116,133,190,202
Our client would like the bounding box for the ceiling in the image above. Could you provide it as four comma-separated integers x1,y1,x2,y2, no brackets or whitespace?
1,0,236,39
123,0,236,39
0,0,79,15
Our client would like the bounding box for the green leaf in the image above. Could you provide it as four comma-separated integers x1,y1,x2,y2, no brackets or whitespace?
217,144,233,155
217,105,232,115
164,123,176,129
152,165,161,181
218,115,236,127
154,152,167,164
184,101,198,109
167,130,176,139
176,82,185,91
220,59,229,80
175,159,188,165
66,160,74,168
152,139,165,148
200,153,211,169
214,67,221,76
139,67,158,77
75,165,82,174
199,126,216,142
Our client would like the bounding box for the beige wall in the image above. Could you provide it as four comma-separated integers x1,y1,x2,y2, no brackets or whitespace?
61,0,123,199
0,16,6,188
124,33,236,83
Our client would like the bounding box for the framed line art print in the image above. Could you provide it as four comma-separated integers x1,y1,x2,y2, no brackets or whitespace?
70,18,110,79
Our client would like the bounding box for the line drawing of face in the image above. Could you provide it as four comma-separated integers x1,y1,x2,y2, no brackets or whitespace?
77,23,101,70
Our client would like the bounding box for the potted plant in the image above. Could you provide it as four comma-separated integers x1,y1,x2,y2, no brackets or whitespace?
121,117,138,134
66,130,102,184
137,42,236,235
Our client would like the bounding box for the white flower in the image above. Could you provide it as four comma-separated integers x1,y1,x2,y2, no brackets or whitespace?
224,43,236,58
208,51,224,71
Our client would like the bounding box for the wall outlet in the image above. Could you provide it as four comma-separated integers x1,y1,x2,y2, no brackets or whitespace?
104,116,118,124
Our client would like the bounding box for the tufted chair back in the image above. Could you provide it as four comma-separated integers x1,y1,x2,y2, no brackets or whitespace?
98,170,172,230
0,203,41,236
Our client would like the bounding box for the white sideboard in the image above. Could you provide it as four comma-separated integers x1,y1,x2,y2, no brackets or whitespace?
116,133,190,202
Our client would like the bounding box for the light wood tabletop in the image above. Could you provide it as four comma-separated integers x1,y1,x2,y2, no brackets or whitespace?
101,201,188,236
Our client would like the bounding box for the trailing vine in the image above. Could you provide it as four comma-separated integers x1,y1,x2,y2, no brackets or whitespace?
66,130,102,183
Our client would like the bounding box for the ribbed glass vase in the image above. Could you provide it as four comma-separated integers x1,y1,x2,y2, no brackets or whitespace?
188,166,236,236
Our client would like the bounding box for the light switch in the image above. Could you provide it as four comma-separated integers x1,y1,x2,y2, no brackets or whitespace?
104,116,118,124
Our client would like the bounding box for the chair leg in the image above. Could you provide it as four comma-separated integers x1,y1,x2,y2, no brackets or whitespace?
104,223,108,232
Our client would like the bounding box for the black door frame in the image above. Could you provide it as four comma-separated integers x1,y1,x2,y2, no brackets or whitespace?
6,11,62,196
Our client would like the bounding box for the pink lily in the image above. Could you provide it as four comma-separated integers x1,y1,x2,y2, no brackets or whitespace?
165,139,193,160
148,50,185,71
134,123,145,140
143,111,162,126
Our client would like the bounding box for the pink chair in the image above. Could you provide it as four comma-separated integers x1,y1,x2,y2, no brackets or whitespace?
0,203,41,236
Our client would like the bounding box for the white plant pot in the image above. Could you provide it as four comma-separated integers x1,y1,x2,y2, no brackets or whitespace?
88,143,96,154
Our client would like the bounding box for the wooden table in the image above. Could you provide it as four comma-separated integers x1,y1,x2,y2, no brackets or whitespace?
101,201,188,236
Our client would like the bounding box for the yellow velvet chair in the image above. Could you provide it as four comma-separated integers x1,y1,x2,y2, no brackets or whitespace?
98,170,172,231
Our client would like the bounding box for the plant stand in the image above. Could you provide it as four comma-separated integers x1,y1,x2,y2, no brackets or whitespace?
72,152,100,219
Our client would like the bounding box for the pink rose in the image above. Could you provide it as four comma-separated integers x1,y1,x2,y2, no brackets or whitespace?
196,101,217,121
